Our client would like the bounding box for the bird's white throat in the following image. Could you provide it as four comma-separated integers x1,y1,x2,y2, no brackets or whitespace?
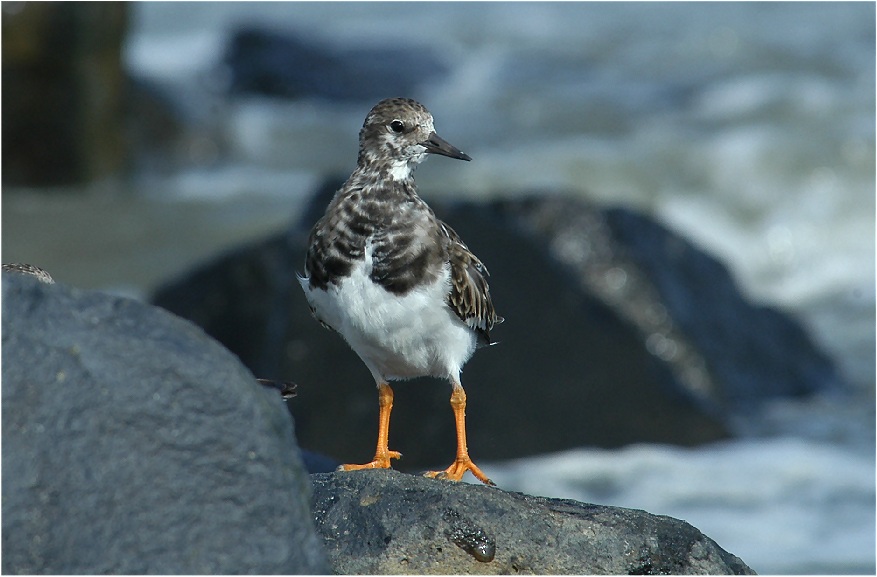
388,160,412,181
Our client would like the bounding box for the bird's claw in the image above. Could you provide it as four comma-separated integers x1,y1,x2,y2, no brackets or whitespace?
424,457,495,486
338,450,401,471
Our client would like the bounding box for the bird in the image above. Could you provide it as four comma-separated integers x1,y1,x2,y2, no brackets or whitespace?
2,263,54,284
298,97,502,486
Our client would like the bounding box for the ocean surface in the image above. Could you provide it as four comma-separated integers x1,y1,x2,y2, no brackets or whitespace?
3,3,874,574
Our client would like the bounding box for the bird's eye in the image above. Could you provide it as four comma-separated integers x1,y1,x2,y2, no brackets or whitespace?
390,120,405,133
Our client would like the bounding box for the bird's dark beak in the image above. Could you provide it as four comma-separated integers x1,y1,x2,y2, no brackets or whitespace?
421,131,472,161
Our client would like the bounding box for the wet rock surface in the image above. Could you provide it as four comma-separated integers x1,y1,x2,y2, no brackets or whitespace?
600,205,839,401
153,181,839,470
310,469,754,575
490,197,841,406
2,274,329,574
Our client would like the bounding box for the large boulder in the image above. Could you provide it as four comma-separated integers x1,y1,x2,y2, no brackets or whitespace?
311,469,754,574
2,273,329,574
152,183,840,470
600,205,839,402
487,197,840,406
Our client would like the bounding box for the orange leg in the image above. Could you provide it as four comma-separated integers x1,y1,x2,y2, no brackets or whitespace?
425,383,495,486
341,382,402,471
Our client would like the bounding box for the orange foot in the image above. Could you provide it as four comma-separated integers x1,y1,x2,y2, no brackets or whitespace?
425,457,495,486
339,450,402,471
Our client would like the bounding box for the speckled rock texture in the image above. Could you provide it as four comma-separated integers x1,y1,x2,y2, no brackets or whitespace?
311,469,755,575
2,273,329,574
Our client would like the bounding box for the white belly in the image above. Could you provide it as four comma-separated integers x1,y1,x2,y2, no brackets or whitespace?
299,253,476,383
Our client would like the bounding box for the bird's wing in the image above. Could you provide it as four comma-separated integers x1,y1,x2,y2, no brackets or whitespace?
440,221,503,346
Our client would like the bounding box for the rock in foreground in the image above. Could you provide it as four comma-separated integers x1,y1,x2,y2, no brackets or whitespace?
311,469,754,575
2,274,328,574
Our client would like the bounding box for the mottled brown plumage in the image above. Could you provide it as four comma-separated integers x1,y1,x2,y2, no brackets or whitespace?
2,263,54,284
298,98,502,485
441,221,501,346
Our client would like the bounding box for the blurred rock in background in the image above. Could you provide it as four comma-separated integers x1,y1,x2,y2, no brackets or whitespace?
152,180,842,470
222,25,449,102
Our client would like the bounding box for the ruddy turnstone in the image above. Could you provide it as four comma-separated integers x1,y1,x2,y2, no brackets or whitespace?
298,97,502,486
2,263,54,284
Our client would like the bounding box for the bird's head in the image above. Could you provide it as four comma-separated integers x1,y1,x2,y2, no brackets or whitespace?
357,97,471,180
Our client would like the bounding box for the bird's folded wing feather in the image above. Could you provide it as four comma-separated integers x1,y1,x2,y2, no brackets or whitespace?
440,221,503,345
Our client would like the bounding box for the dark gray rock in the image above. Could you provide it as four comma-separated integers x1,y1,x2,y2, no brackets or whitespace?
486,197,842,407
601,206,840,401
153,184,729,471
222,26,448,102
2,273,329,574
152,184,840,470
310,469,754,575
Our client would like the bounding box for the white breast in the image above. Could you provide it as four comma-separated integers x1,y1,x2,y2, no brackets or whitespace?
299,241,476,383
